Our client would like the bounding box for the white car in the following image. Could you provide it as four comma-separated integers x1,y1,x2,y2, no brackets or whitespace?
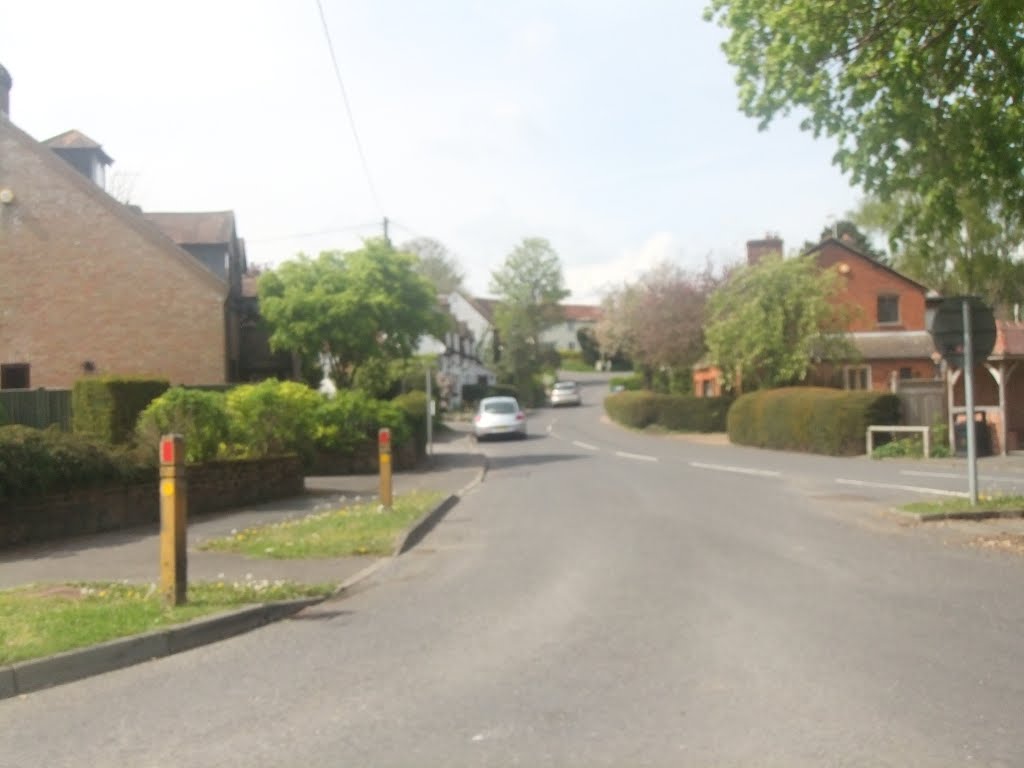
473,396,527,440
549,380,582,407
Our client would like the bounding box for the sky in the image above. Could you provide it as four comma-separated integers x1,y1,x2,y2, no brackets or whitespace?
1,0,865,303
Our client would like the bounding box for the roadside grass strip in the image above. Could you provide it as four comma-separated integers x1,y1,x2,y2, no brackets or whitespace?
0,580,335,665
899,494,1024,520
199,491,444,558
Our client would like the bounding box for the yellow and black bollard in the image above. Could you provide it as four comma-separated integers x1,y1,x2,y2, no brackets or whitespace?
378,427,393,509
159,434,187,607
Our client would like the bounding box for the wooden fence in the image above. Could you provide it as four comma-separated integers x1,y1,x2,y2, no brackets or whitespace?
0,389,72,431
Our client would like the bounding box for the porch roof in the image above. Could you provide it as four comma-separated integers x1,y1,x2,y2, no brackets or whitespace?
849,331,936,360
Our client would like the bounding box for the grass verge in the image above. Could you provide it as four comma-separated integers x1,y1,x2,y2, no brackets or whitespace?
900,495,1024,519
199,490,445,558
0,580,335,665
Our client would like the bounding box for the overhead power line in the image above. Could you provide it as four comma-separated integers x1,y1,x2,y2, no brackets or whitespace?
315,0,384,215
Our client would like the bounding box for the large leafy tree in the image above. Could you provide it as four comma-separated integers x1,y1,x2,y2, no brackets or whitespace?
401,237,466,295
258,238,446,385
856,193,1024,316
597,263,717,391
705,253,854,393
489,237,569,400
705,1,1024,239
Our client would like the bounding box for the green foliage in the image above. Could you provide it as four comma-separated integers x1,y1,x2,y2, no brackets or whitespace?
558,352,592,373
575,327,601,366
610,374,645,391
0,426,155,500
705,253,856,392
226,379,321,459
0,400,5,425
258,239,446,384
705,1,1024,246
931,420,951,459
871,437,923,460
604,391,732,432
391,391,429,452
727,387,901,456
72,377,170,445
352,356,393,400
135,388,230,463
489,237,570,397
313,390,410,455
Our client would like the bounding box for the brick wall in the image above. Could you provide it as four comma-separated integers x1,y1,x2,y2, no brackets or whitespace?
0,120,228,388
0,455,304,548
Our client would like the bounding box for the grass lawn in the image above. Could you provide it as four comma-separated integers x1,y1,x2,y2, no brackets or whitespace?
199,490,444,558
900,495,1024,519
0,580,335,665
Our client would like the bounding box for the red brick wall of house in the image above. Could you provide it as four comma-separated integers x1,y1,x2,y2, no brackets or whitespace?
815,242,928,332
0,122,227,388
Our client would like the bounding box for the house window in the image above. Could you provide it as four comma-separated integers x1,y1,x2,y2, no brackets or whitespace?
877,294,900,324
843,365,870,390
899,367,913,380
0,363,30,390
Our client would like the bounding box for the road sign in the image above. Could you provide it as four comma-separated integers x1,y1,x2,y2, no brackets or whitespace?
929,296,996,368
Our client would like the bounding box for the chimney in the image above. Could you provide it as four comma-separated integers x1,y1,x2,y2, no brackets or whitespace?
746,234,784,266
0,63,11,117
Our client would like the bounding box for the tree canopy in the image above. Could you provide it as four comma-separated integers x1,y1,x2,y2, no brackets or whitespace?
704,253,854,393
488,237,569,401
258,238,446,384
705,1,1024,237
401,237,466,295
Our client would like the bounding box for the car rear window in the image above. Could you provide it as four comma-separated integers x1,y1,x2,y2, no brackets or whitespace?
483,401,517,414
554,382,577,390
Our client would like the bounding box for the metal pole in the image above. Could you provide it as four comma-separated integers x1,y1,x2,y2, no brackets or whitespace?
963,299,978,505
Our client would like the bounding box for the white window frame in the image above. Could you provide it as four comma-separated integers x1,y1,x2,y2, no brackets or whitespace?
843,364,871,390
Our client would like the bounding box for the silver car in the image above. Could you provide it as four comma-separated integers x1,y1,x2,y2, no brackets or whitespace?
474,396,527,440
549,380,582,407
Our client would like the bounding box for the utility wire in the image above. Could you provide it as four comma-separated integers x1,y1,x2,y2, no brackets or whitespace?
315,0,384,214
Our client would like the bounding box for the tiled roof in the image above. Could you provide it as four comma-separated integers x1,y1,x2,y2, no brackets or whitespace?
849,331,936,360
143,211,236,245
562,303,602,322
42,129,113,164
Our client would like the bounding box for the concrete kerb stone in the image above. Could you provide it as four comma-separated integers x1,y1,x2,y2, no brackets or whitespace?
895,507,1024,523
0,441,490,700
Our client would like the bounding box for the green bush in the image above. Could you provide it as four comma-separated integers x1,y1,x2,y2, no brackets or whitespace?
352,357,393,399
314,390,411,455
0,425,155,500
604,391,731,432
558,351,592,373
135,388,230,463
728,387,901,456
871,437,923,459
392,391,428,451
226,379,321,458
72,377,169,445
610,374,644,392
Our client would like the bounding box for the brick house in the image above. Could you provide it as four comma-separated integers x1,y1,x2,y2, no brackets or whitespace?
693,236,938,397
0,66,229,388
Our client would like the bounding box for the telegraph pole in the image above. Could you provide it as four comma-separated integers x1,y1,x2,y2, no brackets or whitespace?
382,216,390,245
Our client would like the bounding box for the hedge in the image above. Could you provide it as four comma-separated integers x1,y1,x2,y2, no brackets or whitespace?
604,391,732,432
727,387,901,456
0,425,155,500
72,376,169,445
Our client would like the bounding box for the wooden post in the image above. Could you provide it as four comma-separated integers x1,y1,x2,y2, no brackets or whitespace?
378,428,393,508
159,434,187,606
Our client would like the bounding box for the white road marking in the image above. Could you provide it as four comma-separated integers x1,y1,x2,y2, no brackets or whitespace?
615,451,658,462
836,478,969,498
901,469,1024,484
573,440,599,451
689,461,781,478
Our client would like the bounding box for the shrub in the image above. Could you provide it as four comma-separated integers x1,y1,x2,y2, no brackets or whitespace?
135,388,230,463
0,425,155,500
604,391,732,432
226,379,321,458
72,377,169,445
610,374,644,392
728,387,902,456
352,357,393,399
391,391,428,451
604,391,661,429
313,390,410,455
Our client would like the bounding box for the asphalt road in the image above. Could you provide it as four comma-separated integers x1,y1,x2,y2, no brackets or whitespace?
3,375,1024,767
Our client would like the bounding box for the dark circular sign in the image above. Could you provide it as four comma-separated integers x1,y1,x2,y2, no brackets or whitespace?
929,296,997,368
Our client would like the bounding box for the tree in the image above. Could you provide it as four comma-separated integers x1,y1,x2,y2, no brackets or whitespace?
705,1,1024,238
488,237,569,401
597,262,718,391
258,238,446,385
855,193,1024,316
401,237,466,295
704,252,855,393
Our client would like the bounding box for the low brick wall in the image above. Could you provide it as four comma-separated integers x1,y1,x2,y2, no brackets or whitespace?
0,455,304,549
308,440,420,476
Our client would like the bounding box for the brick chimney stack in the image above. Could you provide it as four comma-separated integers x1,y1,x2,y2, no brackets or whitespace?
0,63,11,117
746,235,784,266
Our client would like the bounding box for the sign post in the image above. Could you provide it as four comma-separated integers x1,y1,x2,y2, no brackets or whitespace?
378,428,393,509
929,296,996,506
159,434,187,606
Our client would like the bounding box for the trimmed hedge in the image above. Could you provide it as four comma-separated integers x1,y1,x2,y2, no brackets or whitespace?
136,388,231,463
0,425,155,500
610,373,644,392
604,391,732,432
72,376,169,445
392,391,428,453
727,387,901,456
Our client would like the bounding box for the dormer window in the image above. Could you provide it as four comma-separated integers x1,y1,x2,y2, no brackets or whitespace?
877,294,900,325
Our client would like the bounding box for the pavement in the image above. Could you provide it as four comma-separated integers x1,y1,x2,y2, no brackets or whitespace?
0,427,486,699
